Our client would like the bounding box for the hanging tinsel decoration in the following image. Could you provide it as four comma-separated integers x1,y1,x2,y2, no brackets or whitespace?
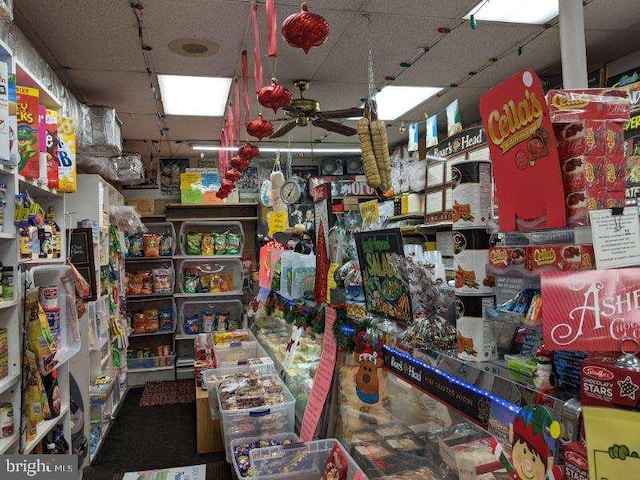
257,78,292,114
314,221,328,303
281,2,330,54
246,114,274,140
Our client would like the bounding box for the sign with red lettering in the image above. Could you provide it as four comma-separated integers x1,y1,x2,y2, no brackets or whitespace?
541,269,640,351
479,69,566,231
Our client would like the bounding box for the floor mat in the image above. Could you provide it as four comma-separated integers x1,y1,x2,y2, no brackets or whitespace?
85,388,228,479
139,380,196,407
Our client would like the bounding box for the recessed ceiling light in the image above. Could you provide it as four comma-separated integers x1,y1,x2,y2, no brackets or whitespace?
374,86,443,121
158,75,232,116
168,38,220,57
464,0,558,25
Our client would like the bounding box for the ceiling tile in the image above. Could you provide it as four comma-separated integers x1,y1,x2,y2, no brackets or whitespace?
15,0,142,71
276,0,366,11
313,13,443,84
120,114,163,141
143,0,250,77
66,70,157,114
584,0,640,32
362,0,478,20
400,22,541,87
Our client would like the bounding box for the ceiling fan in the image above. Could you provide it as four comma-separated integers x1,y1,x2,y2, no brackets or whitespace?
270,80,364,139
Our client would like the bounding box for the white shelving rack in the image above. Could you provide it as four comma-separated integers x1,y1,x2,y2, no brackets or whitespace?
65,174,129,464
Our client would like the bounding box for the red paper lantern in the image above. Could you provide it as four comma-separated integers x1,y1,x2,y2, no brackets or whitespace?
281,2,330,54
216,190,230,199
238,142,260,160
257,78,292,114
225,169,242,182
231,156,251,172
246,114,274,140
221,178,236,191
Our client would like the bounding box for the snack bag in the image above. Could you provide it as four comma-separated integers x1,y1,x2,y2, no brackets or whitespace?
143,233,160,257
186,232,203,255
321,443,349,480
45,109,59,189
16,85,40,179
201,234,215,256
57,115,77,192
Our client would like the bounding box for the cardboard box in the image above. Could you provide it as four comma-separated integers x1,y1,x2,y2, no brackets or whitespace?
564,442,589,480
45,109,59,189
16,85,40,179
581,356,640,409
57,115,76,192
527,244,595,273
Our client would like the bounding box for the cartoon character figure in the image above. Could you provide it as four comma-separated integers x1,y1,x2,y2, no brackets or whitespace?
491,405,563,480
354,346,383,404
17,124,38,170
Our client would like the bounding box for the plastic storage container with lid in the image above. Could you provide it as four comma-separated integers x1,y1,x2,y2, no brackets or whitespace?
175,257,243,296
178,221,244,257
249,439,368,479
217,374,296,462
178,299,246,334
230,432,300,479
126,296,177,336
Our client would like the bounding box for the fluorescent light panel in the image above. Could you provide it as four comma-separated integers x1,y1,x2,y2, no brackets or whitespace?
191,145,362,154
464,0,558,25
158,74,232,116
374,86,442,121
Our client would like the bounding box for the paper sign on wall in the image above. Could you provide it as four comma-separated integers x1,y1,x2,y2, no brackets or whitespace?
268,211,288,235
426,114,438,147
300,307,337,442
408,122,419,152
590,207,640,269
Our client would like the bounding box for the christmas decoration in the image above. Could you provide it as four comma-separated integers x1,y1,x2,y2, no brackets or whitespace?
238,142,260,161
224,169,242,182
246,114,274,140
231,155,251,172
258,78,292,114
281,2,330,54
314,220,328,303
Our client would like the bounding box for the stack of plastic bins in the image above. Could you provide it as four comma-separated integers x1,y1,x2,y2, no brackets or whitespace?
175,258,244,296
127,296,177,336
217,374,295,462
250,439,368,479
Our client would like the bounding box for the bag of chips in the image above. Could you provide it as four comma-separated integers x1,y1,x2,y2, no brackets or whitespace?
159,233,172,256
152,268,173,294
140,271,154,295
214,232,227,255
226,232,241,255
186,232,203,255
143,233,161,257
202,234,215,256
128,234,143,257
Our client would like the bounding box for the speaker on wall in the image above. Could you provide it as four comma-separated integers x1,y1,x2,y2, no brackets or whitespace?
321,158,344,175
346,157,364,175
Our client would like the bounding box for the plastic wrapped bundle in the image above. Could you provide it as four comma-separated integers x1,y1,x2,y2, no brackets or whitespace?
111,153,144,185
77,156,118,181
78,105,122,157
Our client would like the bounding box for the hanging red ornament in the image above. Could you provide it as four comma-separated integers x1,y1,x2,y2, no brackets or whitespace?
221,178,236,191
216,190,230,199
238,142,260,160
281,2,330,54
246,114,274,140
224,169,242,182
231,156,251,172
257,78,292,114
314,220,328,303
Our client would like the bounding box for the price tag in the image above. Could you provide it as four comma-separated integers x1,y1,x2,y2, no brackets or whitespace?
268,211,288,235
590,207,640,269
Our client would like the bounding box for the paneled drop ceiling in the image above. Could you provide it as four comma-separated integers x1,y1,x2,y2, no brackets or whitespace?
12,0,640,155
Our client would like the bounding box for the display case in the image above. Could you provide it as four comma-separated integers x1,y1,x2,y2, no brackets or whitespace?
251,294,323,425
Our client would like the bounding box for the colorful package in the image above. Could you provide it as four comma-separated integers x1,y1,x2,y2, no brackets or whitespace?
214,232,226,254
16,85,40,179
38,105,46,182
0,61,10,162
57,115,77,192
201,233,215,256
226,232,241,255
186,232,202,255
159,234,172,256
143,233,160,257
45,109,59,189
7,72,18,165
547,88,631,123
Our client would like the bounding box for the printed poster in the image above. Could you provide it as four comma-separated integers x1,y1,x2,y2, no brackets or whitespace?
426,114,438,147
408,122,419,152
354,228,412,323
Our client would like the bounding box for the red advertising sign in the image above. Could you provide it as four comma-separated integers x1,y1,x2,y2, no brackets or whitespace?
541,269,640,351
479,69,566,232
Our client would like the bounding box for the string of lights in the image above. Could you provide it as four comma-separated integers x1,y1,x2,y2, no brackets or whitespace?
129,0,169,140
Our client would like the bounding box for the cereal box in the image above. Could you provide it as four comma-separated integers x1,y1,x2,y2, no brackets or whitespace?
16,85,40,179
0,61,10,163
56,115,76,192
7,72,18,165
38,104,46,182
45,109,58,190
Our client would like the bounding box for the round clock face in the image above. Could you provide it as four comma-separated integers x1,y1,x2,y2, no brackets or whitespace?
281,180,302,204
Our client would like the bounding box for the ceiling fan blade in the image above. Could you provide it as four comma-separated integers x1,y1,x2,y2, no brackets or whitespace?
312,118,357,136
318,107,364,119
270,121,298,138
282,105,305,116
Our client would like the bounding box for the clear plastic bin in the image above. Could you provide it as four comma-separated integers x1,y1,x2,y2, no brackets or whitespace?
178,221,244,257
29,266,82,375
127,297,177,336
127,354,175,371
230,433,300,479
126,222,176,259
178,299,246,334
218,374,296,462
125,259,175,298
214,342,268,367
250,439,368,480
176,258,243,295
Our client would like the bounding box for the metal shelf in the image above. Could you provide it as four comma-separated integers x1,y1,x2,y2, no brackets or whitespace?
0,232,15,239
18,175,61,198
127,365,174,373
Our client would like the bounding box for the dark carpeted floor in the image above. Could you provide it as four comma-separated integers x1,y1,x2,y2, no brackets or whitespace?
82,387,231,480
